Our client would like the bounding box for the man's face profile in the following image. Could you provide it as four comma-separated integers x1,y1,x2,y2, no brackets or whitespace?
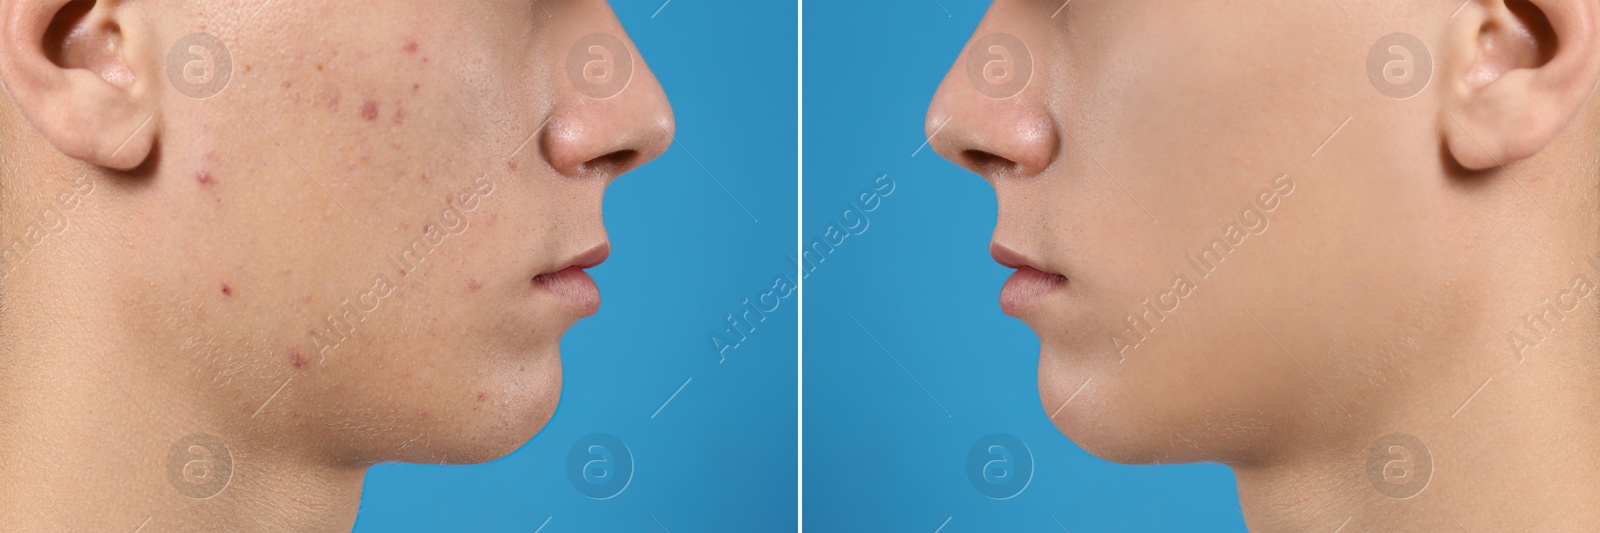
0,0,673,529
923,0,1600,529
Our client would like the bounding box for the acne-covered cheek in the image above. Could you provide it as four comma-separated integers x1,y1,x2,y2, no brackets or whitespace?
264,33,439,154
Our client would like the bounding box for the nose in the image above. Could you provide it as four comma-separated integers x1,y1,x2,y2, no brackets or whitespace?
542,20,674,179
925,27,1057,180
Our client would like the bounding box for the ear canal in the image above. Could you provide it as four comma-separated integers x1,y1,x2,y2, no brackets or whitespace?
43,0,133,90
1470,0,1556,87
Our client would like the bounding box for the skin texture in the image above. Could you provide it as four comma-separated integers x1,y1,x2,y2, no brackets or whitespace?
0,0,671,530
929,0,1600,530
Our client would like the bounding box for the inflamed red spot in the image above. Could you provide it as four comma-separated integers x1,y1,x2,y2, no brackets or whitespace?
197,170,215,185
361,99,379,121
220,283,232,296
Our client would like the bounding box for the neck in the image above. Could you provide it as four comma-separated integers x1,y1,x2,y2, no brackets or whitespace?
1235,380,1600,531
0,279,368,532
1234,256,1600,531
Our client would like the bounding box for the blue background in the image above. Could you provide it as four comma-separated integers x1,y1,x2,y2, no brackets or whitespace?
354,1,798,531
801,1,1246,531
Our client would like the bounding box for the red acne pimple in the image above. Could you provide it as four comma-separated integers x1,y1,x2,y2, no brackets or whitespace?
197,170,215,185
422,223,433,234
289,349,307,370
411,83,420,93
466,279,482,292
507,159,518,171
220,283,232,296
361,99,379,121
476,392,486,402
403,38,419,54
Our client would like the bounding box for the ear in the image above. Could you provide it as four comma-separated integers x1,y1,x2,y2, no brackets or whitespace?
1443,0,1600,170
0,0,157,170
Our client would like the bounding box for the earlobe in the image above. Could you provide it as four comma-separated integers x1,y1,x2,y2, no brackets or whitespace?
0,0,157,171
1442,0,1600,171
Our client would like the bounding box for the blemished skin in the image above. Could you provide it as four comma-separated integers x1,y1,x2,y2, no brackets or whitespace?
929,0,1600,531
0,0,671,531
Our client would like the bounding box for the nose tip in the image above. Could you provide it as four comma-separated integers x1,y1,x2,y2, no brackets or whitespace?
925,97,1058,180
543,34,675,179
925,36,1057,179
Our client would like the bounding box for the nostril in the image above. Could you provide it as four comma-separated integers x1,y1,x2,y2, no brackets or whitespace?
583,149,640,177
963,149,1019,177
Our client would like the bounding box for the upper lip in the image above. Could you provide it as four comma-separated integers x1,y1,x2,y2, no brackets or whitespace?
543,241,610,275
990,241,1058,276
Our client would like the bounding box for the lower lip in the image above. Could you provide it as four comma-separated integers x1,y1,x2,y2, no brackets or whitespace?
534,267,599,316
1001,266,1065,315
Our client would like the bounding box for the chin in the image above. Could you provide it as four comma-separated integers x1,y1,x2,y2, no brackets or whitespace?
392,353,563,465
1045,407,1177,465
1041,387,1157,465
473,352,564,462
1037,350,1222,466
